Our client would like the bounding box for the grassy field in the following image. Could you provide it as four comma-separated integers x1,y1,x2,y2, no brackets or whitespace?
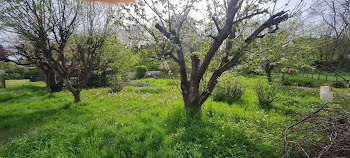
0,76,349,157
274,72,350,86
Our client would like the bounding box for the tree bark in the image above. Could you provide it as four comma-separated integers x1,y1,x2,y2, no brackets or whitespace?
72,91,81,103
64,78,82,103
266,69,273,83
183,90,202,119
0,75,5,88
45,70,63,93
153,3,288,117
265,63,274,83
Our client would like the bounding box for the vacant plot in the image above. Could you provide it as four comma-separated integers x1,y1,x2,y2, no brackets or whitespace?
0,77,349,157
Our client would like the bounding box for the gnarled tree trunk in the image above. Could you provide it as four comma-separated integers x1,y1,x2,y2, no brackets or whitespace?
152,0,289,118
64,78,82,103
72,90,81,103
45,70,63,93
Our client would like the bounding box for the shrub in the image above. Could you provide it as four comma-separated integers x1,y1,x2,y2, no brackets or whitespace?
331,81,346,88
4,72,25,80
255,82,277,108
87,71,110,88
296,82,314,87
212,79,245,104
108,75,125,93
127,82,154,87
135,65,148,79
24,70,43,79
304,82,314,87
281,80,292,86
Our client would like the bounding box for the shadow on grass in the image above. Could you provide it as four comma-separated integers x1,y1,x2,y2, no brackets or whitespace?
158,105,282,157
0,85,49,103
0,102,86,146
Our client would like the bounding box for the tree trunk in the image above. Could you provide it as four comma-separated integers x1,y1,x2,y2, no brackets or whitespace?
64,78,82,103
265,63,273,83
267,70,272,83
183,91,202,119
45,70,63,93
0,75,6,88
72,91,81,103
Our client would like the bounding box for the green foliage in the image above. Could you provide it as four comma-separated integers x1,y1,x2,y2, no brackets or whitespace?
102,36,139,77
1,77,348,157
135,65,148,79
212,79,245,104
86,71,110,88
108,75,125,93
247,30,319,81
135,45,161,71
282,68,298,75
3,72,25,80
255,82,277,108
160,60,180,78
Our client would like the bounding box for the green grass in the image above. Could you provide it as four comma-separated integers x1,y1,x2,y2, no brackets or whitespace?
0,77,349,157
274,72,350,86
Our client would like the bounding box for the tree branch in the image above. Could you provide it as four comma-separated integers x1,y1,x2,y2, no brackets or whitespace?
212,17,221,32
232,9,268,25
283,103,329,157
245,11,288,44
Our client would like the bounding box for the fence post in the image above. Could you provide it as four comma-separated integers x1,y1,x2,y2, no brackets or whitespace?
326,73,328,81
318,72,320,80
0,75,5,88
312,73,314,79
336,73,338,81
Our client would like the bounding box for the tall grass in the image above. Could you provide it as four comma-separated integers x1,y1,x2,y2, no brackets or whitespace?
0,77,348,157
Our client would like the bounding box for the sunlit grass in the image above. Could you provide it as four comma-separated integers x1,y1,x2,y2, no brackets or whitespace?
0,77,349,157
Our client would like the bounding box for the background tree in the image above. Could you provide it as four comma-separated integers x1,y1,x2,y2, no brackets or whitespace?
247,30,290,82
0,45,8,88
0,0,81,92
309,0,350,68
0,0,114,102
103,35,138,79
51,3,114,102
247,30,318,82
123,0,290,116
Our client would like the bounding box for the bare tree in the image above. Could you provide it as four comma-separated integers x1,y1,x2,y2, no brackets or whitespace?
123,0,289,116
53,3,113,102
0,0,113,102
0,0,80,92
310,0,350,67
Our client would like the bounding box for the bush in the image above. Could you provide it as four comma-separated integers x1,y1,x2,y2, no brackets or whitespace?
212,79,245,104
108,75,125,93
297,82,314,88
255,82,277,108
24,70,43,79
87,71,110,88
331,81,346,88
281,80,292,86
135,65,148,79
4,72,25,80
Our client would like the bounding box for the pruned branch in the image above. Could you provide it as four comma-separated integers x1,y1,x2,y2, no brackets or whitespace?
212,17,222,32
283,103,329,157
232,9,268,25
246,11,289,44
